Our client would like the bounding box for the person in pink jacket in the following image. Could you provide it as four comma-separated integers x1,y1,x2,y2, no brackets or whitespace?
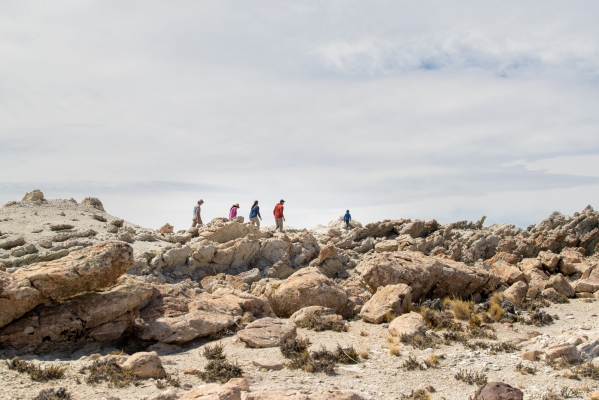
229,203,240,219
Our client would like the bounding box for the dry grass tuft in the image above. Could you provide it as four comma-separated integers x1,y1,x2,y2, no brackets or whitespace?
423,354,439,368
402,356,421,370
33,387,72,400
6,357,66,382
420,308,462,331
360,330,369,337
79,359,136,388
573,361,599,380
516,362,537,375
454,369,487,385
279,338,359,374
488,303,505,322
389,345,401,356
155,373,181,389
448,299,474,320
203,342,226,360
359,348,370,359
240,312,255,325
401,333,438,350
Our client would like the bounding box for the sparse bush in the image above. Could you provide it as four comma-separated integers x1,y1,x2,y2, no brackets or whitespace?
402,356,420,370
79,359,136,388
420,308,462,331
335,345,359,364
573,361,599,380
279,339,359,374
155,373,181,389
280,337,310,358
203,342,226,360
447,299,473,320
516,362,537,375
389,345,401,356
401,333,438,350
265,290,292,317
442,331,470,344
454,369,487,385
360,330,369,337
33,387,72,400
197,359,243,383
6,357,66,382
423,354,439,368
295,311,348,332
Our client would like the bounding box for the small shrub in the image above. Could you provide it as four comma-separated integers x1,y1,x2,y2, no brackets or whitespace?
401,333,438,350
384,311,397,323
33,387,72,400
443,331,470,344
573,361,599,380
360,330,369,337
295,312,348,332
423,354,439,368
79,359,136,388
240,312,255,325
546,356,573,371
203,342,226,360
359,349,369,359
280,337,310,359
6,357,66,382
516,362,537,375
402,356,420,370
198,359,243,383
454,369,487,385
389,345,401,356
420,308,462,331
335,345,359,364
155,373,181,389
265,290,292,317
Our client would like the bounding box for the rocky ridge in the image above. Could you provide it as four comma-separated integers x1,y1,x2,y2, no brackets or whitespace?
1,190,599,399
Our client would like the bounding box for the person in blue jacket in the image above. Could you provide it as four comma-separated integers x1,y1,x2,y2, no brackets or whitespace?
344,210,352,230
249,200,262,227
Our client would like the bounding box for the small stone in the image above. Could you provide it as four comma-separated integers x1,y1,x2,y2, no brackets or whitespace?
252,358,284,370
581,325,591,330
589,391,599,399
92,214,107,222
521,350,541,361
503,323,513,328
184,368,200,375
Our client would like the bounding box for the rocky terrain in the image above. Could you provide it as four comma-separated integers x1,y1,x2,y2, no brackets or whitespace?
1,189,599,400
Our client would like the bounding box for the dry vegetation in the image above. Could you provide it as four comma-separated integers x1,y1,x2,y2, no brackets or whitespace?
279,338,359,374
295,311,348,332
32,387,73,400
79,359,136,388
454,369,488,386
6,357,66,382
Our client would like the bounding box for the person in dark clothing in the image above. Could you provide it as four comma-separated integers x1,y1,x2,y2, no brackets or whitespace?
344,210,352,230
249,200,262,227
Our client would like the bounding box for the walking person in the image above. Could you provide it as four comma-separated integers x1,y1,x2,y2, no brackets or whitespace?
192,199,204,227
249,200,262,227
273,199,285,232
229,203,240,220
344,209,352,230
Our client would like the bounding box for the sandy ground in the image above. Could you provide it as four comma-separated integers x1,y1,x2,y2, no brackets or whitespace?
1,298,598,400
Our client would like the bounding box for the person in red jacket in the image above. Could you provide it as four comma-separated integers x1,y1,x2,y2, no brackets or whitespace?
273,199,285,232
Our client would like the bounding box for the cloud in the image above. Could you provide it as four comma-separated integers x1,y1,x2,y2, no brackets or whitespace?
1,1,599,230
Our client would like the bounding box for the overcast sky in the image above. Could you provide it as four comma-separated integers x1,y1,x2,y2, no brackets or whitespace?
1,1,599,230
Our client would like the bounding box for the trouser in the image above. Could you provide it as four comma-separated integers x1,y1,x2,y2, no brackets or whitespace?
192,217,203,227
345,220,350,229
275,218,284,232
250,217,260,227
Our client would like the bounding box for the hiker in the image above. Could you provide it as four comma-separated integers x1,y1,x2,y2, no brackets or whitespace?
344,209,352,230
273,199,285,232
249,200,262,227
229,203,240,220
192,199,204,227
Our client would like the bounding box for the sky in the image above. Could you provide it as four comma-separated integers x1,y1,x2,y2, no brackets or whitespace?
1,1,599,230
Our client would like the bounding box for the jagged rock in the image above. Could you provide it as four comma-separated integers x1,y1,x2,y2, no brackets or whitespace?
38,239,52,249
252,358,284,370
545,343,581,363
549,274,575,298
352,219,400,241
158,223,174,234
489,259,526,285
360,284,411,324
359,252,500,302
354,238,374,254
309,244,347,278
191,288,271,318
140,310,235,344
473,382,523,400
10,243,37,257
503,281,528,303
519,258,550,289
22,190,45,202
538,250,560,272
290,306,342,325
374,240,398,253
559,248,585,275
120,351,166,379
237,317,296,348
201,273,248,293
163,245,191,269
388,312,427,338
0,242,133,328
200,221,260,244
257,267,350,317
81,197,105,212
572,267,599,293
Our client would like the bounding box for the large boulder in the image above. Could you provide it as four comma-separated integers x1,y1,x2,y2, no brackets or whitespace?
360,284,411,324
503,281,528,303
359,252,499,302
237,317,296,348
81,197,105,212
0,242,133,328
22,189,45,202
388,312,427,338
257,267,350,317
309,245,347,278
549,274,575,298
121,351,166,379
473,382,523,400
140,310,235,344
